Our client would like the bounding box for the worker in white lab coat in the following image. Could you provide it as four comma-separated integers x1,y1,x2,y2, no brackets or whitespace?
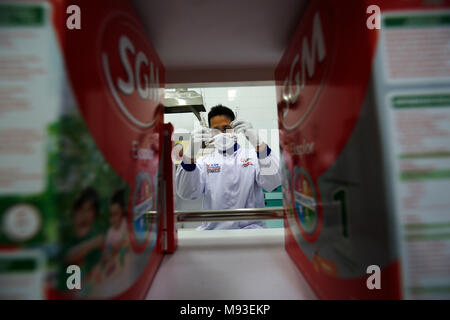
175,105,282,230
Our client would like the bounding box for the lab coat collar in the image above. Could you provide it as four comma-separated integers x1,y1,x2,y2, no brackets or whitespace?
218,142,240,156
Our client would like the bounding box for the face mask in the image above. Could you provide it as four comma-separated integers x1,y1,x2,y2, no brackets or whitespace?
213,133,236,152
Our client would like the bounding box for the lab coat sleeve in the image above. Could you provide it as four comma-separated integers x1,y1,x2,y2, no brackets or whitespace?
175,157,206,200
255,145,282,193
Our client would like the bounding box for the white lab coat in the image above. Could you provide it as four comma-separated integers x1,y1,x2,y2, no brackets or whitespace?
175,144,282,230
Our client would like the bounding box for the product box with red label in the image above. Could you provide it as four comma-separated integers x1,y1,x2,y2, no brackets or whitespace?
276,0,450,299
0,0,167,299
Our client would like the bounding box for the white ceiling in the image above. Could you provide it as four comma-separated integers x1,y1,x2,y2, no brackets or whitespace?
131,0,309,84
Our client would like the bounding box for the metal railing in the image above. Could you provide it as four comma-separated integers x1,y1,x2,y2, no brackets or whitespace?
175,207,284,222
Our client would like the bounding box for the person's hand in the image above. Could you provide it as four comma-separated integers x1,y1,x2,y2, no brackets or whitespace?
231,120,265,151
183,126,212,162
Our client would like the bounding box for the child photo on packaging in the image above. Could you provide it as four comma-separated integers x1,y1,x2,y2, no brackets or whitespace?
63,187,105,295
101,188,130,279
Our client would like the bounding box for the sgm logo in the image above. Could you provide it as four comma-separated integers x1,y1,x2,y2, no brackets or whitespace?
280,11,330,130
101,15,161,128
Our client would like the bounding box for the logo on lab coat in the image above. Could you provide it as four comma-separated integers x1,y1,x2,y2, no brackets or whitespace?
240,157,254,168
206,163,221,173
